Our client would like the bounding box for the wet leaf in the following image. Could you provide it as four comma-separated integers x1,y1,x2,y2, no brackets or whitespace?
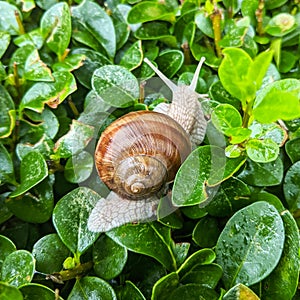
285,137,300,163
216,201,285,289
93,234,127,280
92,65,139,107
9,151,48,198
246,138,279,163
0,2,22,35
0,235,16,277
40,2,71,57
52,187,100,255
116,281,146,300
1,250,35,287
223,283,260,299
156,50,184,78
0,32,10,58
169,283,219,299
19,283,64,300
0,143,15,185
151,272,179,300
68,276,117,300
120,40,143,71
32,233,70,274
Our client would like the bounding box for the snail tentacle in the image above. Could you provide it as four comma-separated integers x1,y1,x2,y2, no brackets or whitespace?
88,192,159,232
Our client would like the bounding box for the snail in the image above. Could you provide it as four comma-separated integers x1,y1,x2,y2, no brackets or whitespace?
88,57,208,232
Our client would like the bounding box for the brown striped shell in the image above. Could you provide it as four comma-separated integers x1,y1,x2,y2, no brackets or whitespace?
95,110,192,200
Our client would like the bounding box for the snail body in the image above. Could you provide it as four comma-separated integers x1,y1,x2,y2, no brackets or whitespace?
88,58,207,232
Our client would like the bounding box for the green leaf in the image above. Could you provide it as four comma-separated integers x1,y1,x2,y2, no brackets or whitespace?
285,137,300,163
195,10,214,38
1,250,35,287
238,157,283,186
0,85,16,138
24,49,53,81
156,50,184,78
226,127,252,144
0,194,13,225
71,0,116,58
127,1,176,24
265,13,296,37
253,79,300,123
261,210,300,300
223,283,260,299
283,161,300,212
107,222,177,271
246,138,279,163
53,120,94,158
135,21,172,40
152,272,179,300
169,283,219,299
72,48,111,89
52,53,85,72
92,65,139,108
180,264,223,288
0,32,10,58
211,104,242,134
9,151,48,198
32,233,70,274
177,248,216,277
64,151,93,183
52,187,100,255
93,235,127,280
0,282,23,300
20,71,77,113
0,143,15,185
0,2,22,35
68,276,117,300
0,235,16,277
172,146,246,207
216,201,285,289
192,217,220,248
14,28,44,49
6,176,54,223
205,177,251,217
120,40,143,71
116,281,146,300
40,2,71,57
19,283,63,300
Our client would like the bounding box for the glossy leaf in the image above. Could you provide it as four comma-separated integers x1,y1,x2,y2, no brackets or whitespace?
0,194,13,225
53,120,94,158
71,0,116,58
20,71,77,113
253,79,300,123
216,201,285,289
1,250,35,287
0,283,23,300
0,85,16,138
68,276,117,300
92,65,139,107
0,143,15,185
223,283,259,299
172,146,246,207
152,272,179,300
107,222,177,271
32,233,70,274
40,2,71,57
261,210,300,300
0,32,10,58
6,176,54,223
0,2,22,35
156,50,184,78
117,281,146,300
120,40,143,71
14,28,44,49
52,187,100,255
246,138,279,163
169,283,219,299
64,151,93,183
93,234,127,280
283,161,300,212
9,151,48,198
285,137,300,163
0,235,16,276
265,13,296,37
238,157,283,186
19,283,63,300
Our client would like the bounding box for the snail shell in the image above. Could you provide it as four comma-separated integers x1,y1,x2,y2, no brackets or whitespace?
95,110,192,200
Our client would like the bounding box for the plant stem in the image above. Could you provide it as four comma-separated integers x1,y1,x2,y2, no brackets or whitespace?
15,10,25,35
67,97,79,118
210,5,223,58
255,0,265,36
182,42,191,65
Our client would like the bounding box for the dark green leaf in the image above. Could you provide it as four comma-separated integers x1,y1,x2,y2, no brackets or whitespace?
0,143,15,185
285,137,300,163
216,201,285,289
152,272,179,300
32,233,70,274
92,65,139,107
93,234,127,280
117,281,146,300
52,187,100,255
68,276,117,300
1,250,35,287
40,2,71,57
20,283,63,300
156,50,184,78
107,222,177,271
0,194,13,225
0,85,16,138
9,151,48,198
195,10,214,38
172,146,246,207
0,235,16,277
238,157,283,186
283,161,300,212
120,40,143,71
71,0,116,58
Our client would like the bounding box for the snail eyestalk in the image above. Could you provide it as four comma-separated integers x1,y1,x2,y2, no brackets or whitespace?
190,57,206,92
